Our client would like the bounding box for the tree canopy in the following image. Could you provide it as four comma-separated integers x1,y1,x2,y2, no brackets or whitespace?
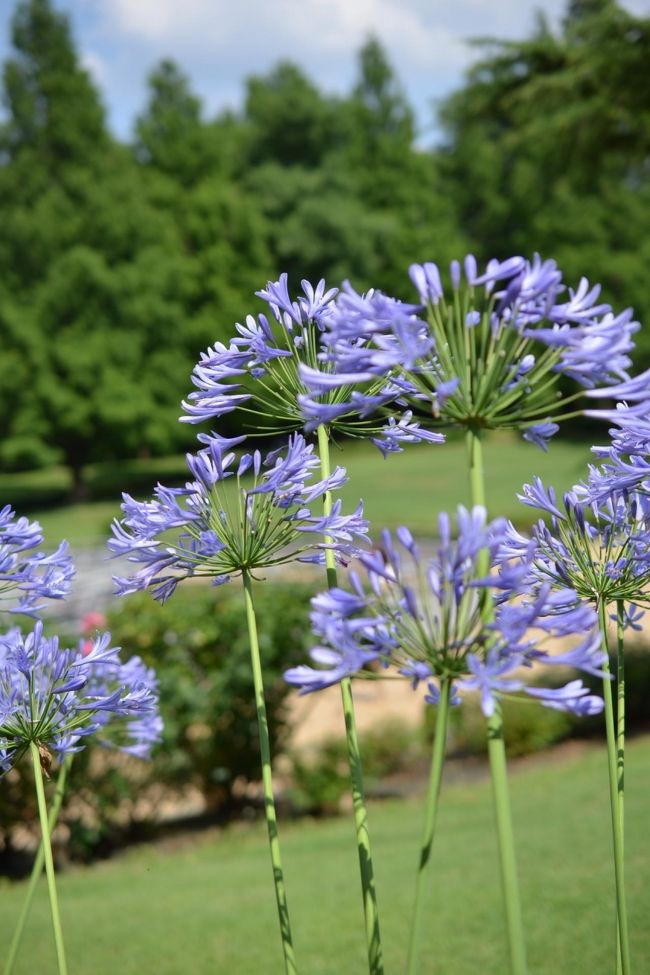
0,0,648,484
439,0,650,355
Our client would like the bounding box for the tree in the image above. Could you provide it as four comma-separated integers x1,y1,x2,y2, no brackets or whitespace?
439,0,650,361
134,58,230,185
244,61,343,167
1,0,107,167
351,37,414,151
0,2,198,492
345,36,416,207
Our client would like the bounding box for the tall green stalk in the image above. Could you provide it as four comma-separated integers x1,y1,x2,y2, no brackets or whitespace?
316,424,383,975
29,742,68,975
485,703,527,975
242,570,297,975
615,599,626,975
406,678,451,975
616,600,626,852
5,756,72,975
466,429,527,975
598,599,631,975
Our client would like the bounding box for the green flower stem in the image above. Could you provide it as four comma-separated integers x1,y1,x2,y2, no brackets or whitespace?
316,423,384,975
5,755,72,975
616,599,626,975
598,599,631,975
616,600,626,850
466,427,487,512
486,704,527,975
406,678,451,975
242,570,297,975
29,742,68,975
466,429,527,975
315,425,342,596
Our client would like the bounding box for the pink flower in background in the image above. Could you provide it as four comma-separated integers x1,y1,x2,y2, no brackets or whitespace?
81,611,107,635
81,611,108,655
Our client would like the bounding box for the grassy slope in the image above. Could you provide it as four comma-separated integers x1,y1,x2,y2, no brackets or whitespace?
336,432,594,534
2,736,649,974
24,433,594,548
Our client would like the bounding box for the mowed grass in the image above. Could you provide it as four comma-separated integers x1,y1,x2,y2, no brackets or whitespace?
21,433,594,548
336,432,594,534
2,737,649,974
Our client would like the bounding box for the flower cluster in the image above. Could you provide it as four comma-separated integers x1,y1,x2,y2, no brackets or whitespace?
507,474,650,625
0,622,161,772
0,505,74,617
181,274,445,456
580,395,650,505
298,255,649,450
285,507,604,717
110,432,369,602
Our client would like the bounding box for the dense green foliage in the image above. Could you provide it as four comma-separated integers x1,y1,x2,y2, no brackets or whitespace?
105,583,312,803
440,0,650,359
0,0,648,486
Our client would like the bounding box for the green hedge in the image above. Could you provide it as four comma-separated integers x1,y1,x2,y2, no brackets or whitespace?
106,581,313,801
0,581,314,868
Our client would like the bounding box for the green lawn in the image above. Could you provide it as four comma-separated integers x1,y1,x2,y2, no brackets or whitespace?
336,432,594,535
2,737,649,974
19,433,595,549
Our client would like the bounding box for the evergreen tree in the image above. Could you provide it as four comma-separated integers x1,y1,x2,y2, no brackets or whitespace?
244,61,343,167
0,1,195,491
1,0,107,167
134,58,229,185
351,37,414,153
439,0,650,361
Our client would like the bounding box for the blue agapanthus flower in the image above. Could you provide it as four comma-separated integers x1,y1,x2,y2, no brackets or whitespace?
579,396,650,505
298,255,649,449
0,505,74,617
110,432,369,603
0,623,161,772
181,274,446,455
502,473,650,637
77,650,163,759
285,507,604,717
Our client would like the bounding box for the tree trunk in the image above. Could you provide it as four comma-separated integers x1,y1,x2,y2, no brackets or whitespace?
69,462,88,503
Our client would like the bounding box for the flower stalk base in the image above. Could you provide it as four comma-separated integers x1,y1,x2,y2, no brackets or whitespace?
5,756,72,975
242,571,297,975
30,742,68,975
317,423,384,975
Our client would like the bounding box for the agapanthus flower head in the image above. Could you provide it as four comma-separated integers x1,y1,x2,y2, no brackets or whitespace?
582,400,650,504
110,433,369,603
0,506,74,617
285,506,604,717
80,651,163,759
300,255,648,449
181,275,445,454
507,472,650,618
0,622,161,772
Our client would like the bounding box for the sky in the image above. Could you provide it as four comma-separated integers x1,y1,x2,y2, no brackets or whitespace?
0,0,648,144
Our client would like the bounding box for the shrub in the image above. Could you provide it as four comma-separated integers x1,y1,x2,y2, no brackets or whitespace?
106,581,314,803
0,581,314,869
290,719,426,814
577,645,650,738
448,693,575,759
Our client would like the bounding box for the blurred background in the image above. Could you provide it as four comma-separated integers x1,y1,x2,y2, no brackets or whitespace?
1,9,650,968
0,0,648,513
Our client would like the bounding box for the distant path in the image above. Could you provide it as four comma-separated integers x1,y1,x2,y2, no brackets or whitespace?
48,546,124,629
48,538,440,629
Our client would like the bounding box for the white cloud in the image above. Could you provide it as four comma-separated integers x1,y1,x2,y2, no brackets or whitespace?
78,0,650,139
102,0,468,72
81,48,108,85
